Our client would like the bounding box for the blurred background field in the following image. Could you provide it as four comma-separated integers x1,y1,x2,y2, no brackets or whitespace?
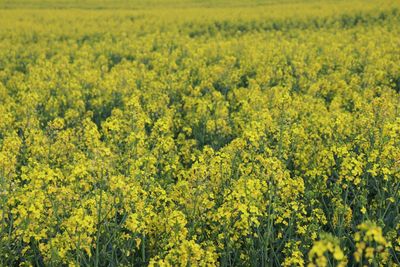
0,0,355,9
0,0,398,11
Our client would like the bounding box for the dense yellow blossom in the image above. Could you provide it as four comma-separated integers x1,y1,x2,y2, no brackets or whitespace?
353,221,391,265
0,0,399,266
308,234,346,267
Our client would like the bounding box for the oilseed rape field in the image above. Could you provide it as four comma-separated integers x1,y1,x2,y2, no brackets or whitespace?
0,0,400,266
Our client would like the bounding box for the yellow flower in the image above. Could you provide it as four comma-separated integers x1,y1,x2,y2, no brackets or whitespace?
361,207,367,214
